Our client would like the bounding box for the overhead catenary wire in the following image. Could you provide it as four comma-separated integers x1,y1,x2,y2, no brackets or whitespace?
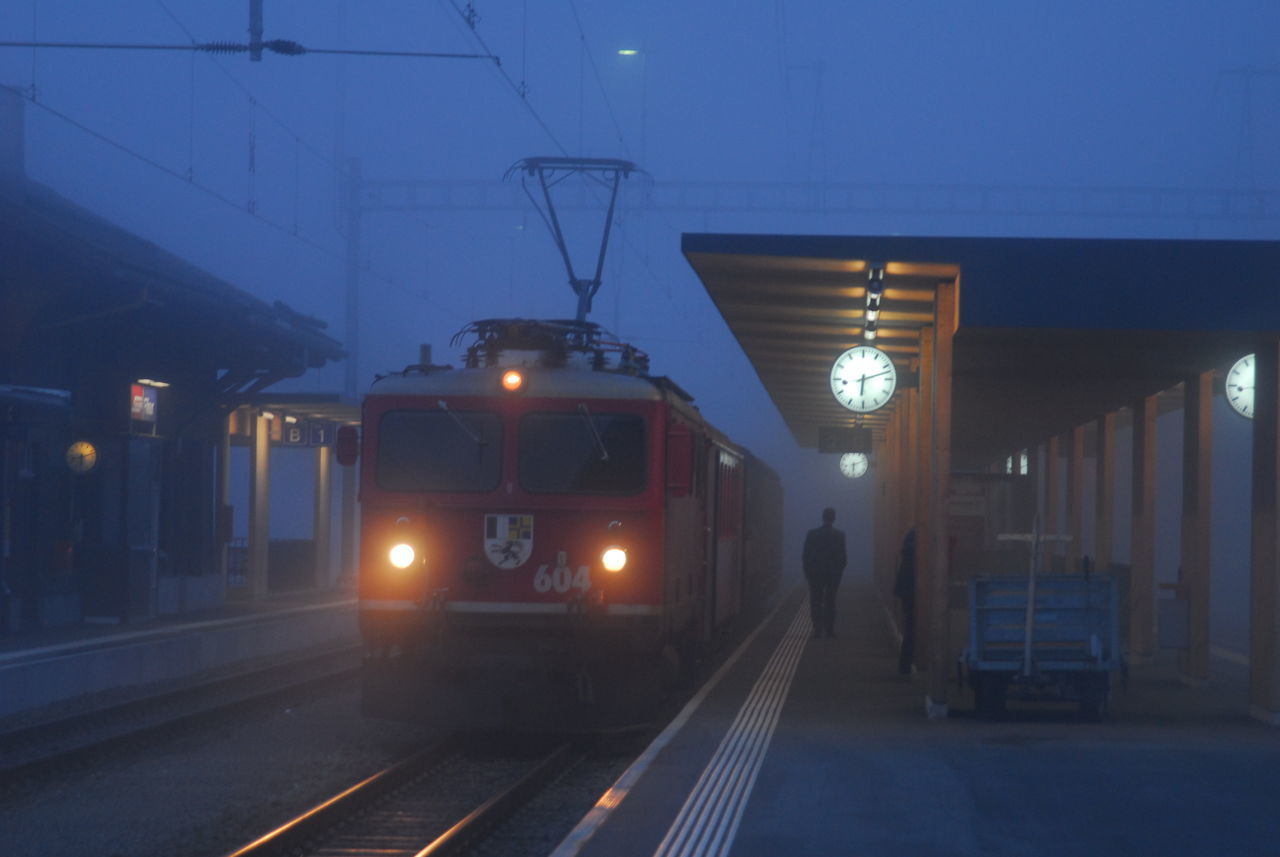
151,0,461,262
15,91,479,321
565,0,633,161
438,0,569,156
0,39,494,61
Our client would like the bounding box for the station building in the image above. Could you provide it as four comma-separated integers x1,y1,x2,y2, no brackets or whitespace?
0,86,349,633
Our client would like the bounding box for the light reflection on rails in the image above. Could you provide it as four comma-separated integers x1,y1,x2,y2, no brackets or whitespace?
223,741,577,857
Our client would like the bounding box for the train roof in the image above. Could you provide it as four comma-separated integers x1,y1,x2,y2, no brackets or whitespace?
369,364,668,401
368,318,699,405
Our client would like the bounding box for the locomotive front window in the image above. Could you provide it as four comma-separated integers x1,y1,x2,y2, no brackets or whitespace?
519,412,646,494
376,409,502,492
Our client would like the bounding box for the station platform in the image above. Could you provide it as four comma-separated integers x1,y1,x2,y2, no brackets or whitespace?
553,578,1276,857
0,587,358,727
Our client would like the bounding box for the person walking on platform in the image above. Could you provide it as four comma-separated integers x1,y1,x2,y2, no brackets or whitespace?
894,528,917,674
802,507,846,639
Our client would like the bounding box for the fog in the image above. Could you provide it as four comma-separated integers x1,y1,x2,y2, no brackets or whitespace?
3,1,1277,616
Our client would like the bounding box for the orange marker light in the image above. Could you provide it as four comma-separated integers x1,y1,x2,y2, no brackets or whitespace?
502,370,524,392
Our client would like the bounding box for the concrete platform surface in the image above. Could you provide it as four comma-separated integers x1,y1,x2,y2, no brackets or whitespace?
555,578,1280,857
0,589,357,725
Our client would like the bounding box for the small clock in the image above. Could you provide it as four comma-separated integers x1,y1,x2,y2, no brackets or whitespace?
839,452,869,479
66,440,98,474
830,345,897,413
1226,353,1255,419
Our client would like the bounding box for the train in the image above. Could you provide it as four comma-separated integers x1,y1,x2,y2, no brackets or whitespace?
338,318,783,730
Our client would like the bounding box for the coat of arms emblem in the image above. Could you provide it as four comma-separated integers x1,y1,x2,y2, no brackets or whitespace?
484,514,533,568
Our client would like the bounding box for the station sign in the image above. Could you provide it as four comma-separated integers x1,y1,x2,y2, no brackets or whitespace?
818,425,871,454
276,419,335,448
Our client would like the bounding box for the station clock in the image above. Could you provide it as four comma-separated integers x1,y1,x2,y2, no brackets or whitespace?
830,345,897,413
839,452,869,479
65,440,98,474
1226,353,1255,419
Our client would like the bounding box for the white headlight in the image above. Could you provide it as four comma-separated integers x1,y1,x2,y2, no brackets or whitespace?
389,543,416,569
601,546,627,572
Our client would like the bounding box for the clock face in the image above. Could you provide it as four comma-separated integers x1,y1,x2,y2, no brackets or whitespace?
66,440,98,474
1226,353,1255,419
839,452,868,479
830,345,897,413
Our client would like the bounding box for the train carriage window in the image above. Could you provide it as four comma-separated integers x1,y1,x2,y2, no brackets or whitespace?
519,412,646,494
376,410,502,492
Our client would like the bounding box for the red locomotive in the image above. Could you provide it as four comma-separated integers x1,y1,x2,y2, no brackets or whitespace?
340,319,782,730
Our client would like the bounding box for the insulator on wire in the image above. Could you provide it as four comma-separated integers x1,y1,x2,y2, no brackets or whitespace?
198,41,248,54
265,39,306,56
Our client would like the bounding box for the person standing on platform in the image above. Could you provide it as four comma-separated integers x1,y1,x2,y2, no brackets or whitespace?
802,507,846,639
894,528,917,674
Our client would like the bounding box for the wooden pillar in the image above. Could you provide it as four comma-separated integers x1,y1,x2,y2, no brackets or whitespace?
915,330,934,686
1095,412,1116,573
313,444,332,588
1045,434,1061,568
926,279,956,715
1250,340,1280,723
248,411,272,600
1179,372,1213,683
1066,425,1085,573
216,412,232,591
1129,395,1158,660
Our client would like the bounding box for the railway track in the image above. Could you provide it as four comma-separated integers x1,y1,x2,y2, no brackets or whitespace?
224,739,579,857
0,644,361,787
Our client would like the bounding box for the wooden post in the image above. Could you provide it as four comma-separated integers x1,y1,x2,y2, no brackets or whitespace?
1066,425,1085,573
1179,372,1213,683
313,444,332,588
1095,412,1116,573
915,330,934,684
248,411,271,600
926,279,956,716
1129,395,1158,660
1250,341,1280,723
1045,434,1061,572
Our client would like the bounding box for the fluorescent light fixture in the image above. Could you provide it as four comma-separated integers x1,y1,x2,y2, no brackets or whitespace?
284,415,299,424
135,378,170,388
864,266,884,343
618,48,639,56
261,411,276,420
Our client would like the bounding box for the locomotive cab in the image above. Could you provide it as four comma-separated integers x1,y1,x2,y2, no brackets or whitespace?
346,319,776,731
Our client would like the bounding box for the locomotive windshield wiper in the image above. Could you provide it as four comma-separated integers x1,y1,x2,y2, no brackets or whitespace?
437,400,486,449
577,403,610,461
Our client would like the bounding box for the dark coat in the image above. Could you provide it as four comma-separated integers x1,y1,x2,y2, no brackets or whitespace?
802,524,847,580
894,532,917,600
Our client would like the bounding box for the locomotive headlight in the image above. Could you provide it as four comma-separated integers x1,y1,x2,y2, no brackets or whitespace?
601,546,627,572
388,543,416,569
501,369,524,392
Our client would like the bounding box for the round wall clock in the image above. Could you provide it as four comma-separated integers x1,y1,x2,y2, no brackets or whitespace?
830,345,897,413
66,440,98,474
1226,353,1255,419
839,452,869,479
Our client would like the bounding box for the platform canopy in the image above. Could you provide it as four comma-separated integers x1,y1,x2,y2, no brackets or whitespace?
683,234,1280,468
